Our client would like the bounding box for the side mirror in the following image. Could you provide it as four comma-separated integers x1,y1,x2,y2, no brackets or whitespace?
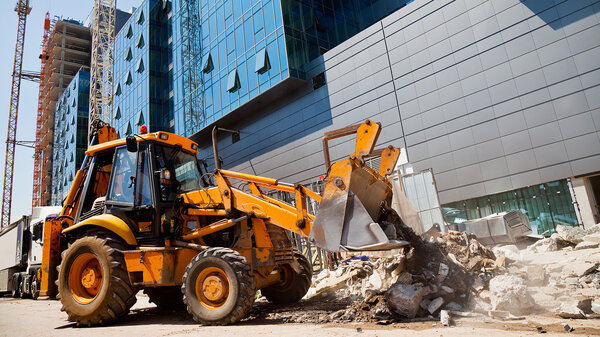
126,135,138,152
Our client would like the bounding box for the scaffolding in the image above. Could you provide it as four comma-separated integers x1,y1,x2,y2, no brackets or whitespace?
180,0,204,136
88,0,116,136
34,18,91,206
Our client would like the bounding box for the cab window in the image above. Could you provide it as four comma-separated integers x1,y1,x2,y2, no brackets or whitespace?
107,147,136,203
134,145,152,206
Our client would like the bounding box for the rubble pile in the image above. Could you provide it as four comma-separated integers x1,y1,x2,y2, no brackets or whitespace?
255,223,600,325
300,225,503,323
529,224,600,253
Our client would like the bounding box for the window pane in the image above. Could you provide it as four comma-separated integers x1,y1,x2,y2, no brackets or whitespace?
108,148,136,203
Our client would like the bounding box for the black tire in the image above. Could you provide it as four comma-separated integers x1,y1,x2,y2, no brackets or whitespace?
11,275,21,298
19,275,29,299
31,279,40,300
144,286,185,310
182,248,256,325
261,252,312,304
57,233,137,326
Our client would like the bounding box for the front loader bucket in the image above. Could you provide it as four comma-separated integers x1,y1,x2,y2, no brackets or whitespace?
310,159,410,252
309,120,411,252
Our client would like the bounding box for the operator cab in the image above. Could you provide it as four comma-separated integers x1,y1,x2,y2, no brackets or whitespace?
75,132,205,245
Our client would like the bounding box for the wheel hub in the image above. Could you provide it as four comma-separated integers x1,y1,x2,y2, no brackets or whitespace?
195,267,230,309
68,253,103,304
202,275,226,301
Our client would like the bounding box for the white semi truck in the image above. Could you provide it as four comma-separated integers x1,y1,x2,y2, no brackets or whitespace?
0,207,61,298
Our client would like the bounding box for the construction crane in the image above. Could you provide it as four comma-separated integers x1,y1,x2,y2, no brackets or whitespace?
88,0,116,137
31,11,50,209
2,0,32,229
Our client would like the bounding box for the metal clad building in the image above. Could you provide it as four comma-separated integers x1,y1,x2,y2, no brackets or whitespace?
112,0,600,229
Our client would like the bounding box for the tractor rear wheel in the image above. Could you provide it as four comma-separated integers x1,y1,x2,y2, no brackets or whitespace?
261,252,312,304
57,233,137,326
182,248,256,325
144,286,185,310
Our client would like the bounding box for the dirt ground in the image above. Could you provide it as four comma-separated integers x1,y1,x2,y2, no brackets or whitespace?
0,295,599,337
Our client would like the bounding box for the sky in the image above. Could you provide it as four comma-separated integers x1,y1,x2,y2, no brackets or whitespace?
0,0,141,223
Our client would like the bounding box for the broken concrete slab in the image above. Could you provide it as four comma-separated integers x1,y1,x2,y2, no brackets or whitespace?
528,237,558,253
526,265,546,286
440,310,450,326
493,245,522,262
556,225,585,244
583,233,600,243
565,262,598,277
558,302,587,319
489,274,535,315
385,283,424,318
427,297,444,314
575,241,599,250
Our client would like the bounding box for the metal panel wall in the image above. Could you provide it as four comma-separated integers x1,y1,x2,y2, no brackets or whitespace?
198,0,600,206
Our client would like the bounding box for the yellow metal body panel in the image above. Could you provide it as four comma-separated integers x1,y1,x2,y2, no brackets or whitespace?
62,213,138,246
39,218,63,297
379,146,401,176
354,120,381,160
123,247,198,286
86,131,198,156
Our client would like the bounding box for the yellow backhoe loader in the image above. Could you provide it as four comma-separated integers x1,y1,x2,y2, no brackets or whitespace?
39,119,410,326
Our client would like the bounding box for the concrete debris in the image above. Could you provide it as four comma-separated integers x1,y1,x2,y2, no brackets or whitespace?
526,265,546,286
427,297,444,314
439,309,450,326
558,302,587,319
574,241,599,250
592,299,600,314
556,225,586,244
565,262,598,277
492,245,522,262
583,233,600,243
445,301,462,311
277,223,600,325
489,275,536,315
528,237,558,253
385,283,423,318
563,323,574,332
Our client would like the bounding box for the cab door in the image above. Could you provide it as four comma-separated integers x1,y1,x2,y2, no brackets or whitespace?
106,144,159,243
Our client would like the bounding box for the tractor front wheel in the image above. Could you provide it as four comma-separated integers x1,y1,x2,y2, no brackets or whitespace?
182,248,256,325
57,234,137,326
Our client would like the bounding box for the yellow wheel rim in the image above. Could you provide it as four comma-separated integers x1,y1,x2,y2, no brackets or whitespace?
195,267,230,309
68,253,103,304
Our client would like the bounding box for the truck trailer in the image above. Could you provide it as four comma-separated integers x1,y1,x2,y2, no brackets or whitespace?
0,207,61,298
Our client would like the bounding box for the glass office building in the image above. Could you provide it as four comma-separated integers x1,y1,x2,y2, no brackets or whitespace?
114,0,415,137
112,0,172,138
50,71,91,205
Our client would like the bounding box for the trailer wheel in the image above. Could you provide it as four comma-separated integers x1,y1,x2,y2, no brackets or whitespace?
11,274,21,298
31,279,40,300
144,286,185,310
58,233,136,326
261,252,312,304
182,248,256,325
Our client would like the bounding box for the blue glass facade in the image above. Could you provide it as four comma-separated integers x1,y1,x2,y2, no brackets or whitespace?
50,71,91,205
171,0,288,137
112,0,172,137
114,0,413,137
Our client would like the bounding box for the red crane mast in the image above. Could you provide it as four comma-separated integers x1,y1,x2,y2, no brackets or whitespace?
31,12,51,209
1,0,32,229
